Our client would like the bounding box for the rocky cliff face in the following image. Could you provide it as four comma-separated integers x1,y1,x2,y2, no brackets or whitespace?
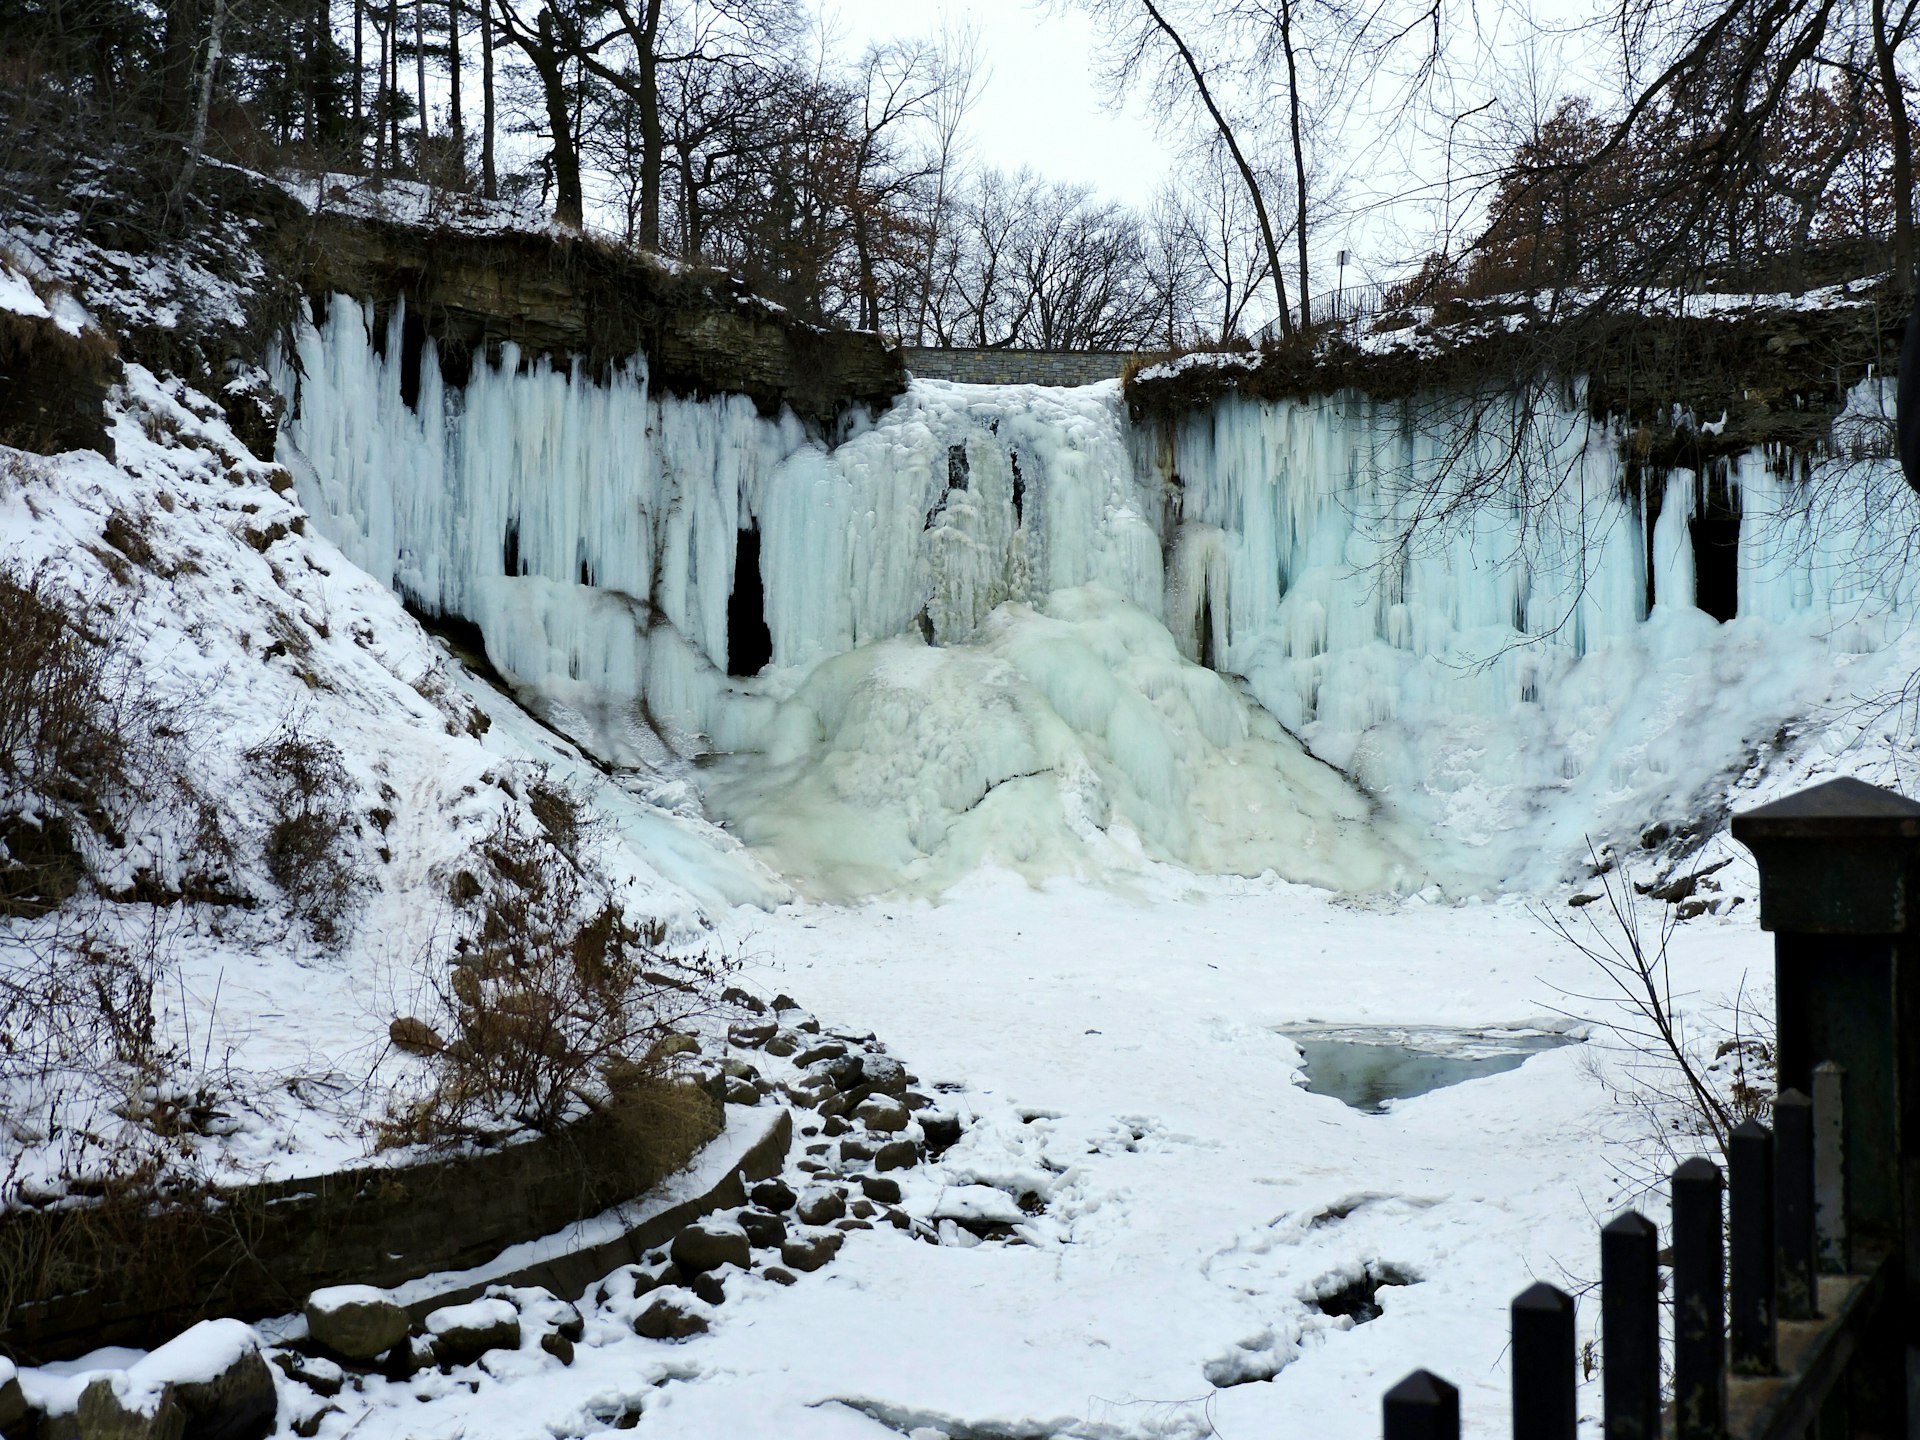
279,210,904,428
1126,283,1904,468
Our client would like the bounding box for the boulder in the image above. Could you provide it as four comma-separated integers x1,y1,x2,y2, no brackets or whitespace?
920,1113,963,1152
306,1285,409,1361
762,1266,797,1286
724,1077,760,1105
728,1021,777,1048
44,1377,185,1440
0,1359,28,1436
721,986,767,1014
689,1272,727,1306
737,1209,788,1248
853,1095,910,1133
749,1179,796,1212
271,1353,344,1398
778,1233,843,1273
839,1136,876,1165
762,1031,800,1057
425,1297,522,1367
858,1055,909,1096
875,1139,920,1172
859,1175,903,1204
129,1319,276,1440
795,1188,846,1226
795,1041,848,1068
721,1058,761,1081
634,1293,709,1340
670,1219,751,1273
539,1333,575,1366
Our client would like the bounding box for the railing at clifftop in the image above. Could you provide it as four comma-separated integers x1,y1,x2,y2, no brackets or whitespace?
1381,777,1920,1440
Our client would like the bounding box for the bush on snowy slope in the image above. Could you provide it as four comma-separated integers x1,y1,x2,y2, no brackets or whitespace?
0,350,749,1208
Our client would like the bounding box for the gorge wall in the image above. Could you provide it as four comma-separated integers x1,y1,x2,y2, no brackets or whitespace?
273,272,1920,897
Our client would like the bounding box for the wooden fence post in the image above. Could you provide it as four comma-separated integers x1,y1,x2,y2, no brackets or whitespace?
1512,1282,1575,1440
1673,1156,1727,1440
1733,776,1920,1433
1728,1117,1776,1374
1601,1212,1660,1440
1774,1088,1816,1320
1384,1370,1460,1440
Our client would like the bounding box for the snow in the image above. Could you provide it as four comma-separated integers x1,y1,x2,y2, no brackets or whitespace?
307,1285,389,1318
424,1297,517,1337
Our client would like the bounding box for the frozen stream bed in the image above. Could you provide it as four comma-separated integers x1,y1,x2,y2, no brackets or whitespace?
300,870,1768,1440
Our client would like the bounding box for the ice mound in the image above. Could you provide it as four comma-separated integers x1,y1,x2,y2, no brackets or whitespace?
701,586,1415,899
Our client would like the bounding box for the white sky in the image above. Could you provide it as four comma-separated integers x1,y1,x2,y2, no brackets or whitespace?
822,0,1182,211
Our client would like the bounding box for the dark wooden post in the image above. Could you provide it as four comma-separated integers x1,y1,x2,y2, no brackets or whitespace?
1774,1088,1817,1319
1601,1212,1660,1440
1384,1371,1459,1440
1673,1156,1727,1440
1733,777,1920,1431
1812,1060,1849,1273
1729,1117,1776,1373
1512,1282,1575,1440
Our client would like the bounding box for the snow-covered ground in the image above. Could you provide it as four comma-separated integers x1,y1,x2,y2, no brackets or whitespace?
5,192,1916,1437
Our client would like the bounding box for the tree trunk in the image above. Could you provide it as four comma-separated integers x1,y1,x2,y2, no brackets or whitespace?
1141,0,1293,336
1278,0,1309,329
387,0,400,170
448,0,464,167
415,0,429,157
170,0,228,209
1874,0,1916,285
636,0,664,251
535,12,583,226
481,0,496,197
353,0,365,165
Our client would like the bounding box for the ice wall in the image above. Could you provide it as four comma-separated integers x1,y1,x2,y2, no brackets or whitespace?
278,295,1920,895
276,295,1161,761
1154,382,1920,886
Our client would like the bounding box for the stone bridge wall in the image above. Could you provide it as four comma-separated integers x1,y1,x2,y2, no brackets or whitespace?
901,347,1134,387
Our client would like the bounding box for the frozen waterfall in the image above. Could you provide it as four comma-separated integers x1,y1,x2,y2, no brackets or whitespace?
275,295,1920,895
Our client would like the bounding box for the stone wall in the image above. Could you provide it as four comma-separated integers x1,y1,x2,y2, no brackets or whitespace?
0,1087,749,1363
901,348,1133,387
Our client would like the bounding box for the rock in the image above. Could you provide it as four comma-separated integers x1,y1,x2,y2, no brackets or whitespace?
874,1139,920,1172
722,986,767,1014
426,1297,522,1367
671,1219,752,1273
796,1187,847,1225
818,1056,865,1091
797,1158,827,1174
44,1376,186,1440
858,1055,909,1096
124,1320,277,1440
763,1031,800,1057
883,1206,913,1230
822,1114,851,1137
292,1405,339,1438
763,1266,797,1286
839,1137,876,1164
0,1361,28,1435
738,1209,788,1248
849,1199,876,1220
634,1293,709,1340
835,1219,875,1232
728,1021,777,1048
724,1077,760,1105
853,1095,910,1133
653,1033,700,1059
306,1284,409,1361
796,1041,848,1068
920,1113,963,1152
387,1016,444,1055
721,1058,761,1081
859,1175,903,1204
689,1271,727,1306
750,1179,796,1212
273,1352,345,1398
540,1332,575,1365
903,1091,933,1110
779,1232,843,1273
771,994,800,1012
817,1092,853,1119
550,1302,586,1343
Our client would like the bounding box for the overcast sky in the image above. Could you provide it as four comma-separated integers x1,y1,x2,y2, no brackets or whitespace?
824,0,1181,211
